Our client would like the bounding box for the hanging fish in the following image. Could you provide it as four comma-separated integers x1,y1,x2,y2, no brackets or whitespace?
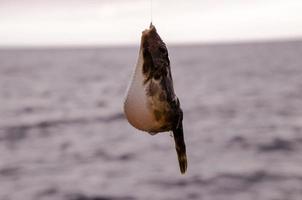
124,23,187,174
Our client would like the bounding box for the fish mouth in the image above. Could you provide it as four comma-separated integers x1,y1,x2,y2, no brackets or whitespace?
141,23,164,52
142,23,157,39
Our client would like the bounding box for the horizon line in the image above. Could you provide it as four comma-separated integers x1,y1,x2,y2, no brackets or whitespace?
0,37,301,50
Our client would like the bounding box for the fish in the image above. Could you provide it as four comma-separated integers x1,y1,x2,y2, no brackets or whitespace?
124,23,187,174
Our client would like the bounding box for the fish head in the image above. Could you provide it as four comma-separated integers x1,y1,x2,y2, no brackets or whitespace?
141,24,170,81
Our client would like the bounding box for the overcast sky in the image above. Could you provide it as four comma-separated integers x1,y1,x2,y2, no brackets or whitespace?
0,0,302,46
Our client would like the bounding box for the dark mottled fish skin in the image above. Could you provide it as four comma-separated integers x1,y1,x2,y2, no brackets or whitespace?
173,121,187,174
141,23,188,174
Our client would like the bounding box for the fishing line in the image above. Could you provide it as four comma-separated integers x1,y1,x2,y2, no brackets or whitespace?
150,0,153,24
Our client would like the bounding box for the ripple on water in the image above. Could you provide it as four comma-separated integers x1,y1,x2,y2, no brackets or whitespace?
67,194,136,200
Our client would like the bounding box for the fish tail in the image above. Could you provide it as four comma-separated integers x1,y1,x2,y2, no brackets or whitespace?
172,124,187,174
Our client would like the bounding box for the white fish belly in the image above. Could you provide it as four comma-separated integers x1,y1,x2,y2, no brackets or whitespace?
124,49,157,133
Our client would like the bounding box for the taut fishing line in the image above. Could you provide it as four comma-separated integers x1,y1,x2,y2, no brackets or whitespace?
150,0,153,24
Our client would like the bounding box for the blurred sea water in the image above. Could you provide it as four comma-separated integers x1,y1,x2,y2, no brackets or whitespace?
1,40,302,200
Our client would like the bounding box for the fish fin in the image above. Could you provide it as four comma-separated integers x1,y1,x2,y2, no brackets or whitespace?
173,123,187,174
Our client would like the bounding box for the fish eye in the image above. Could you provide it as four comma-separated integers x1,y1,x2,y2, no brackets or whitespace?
143,49,148,57
158,46,167,54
